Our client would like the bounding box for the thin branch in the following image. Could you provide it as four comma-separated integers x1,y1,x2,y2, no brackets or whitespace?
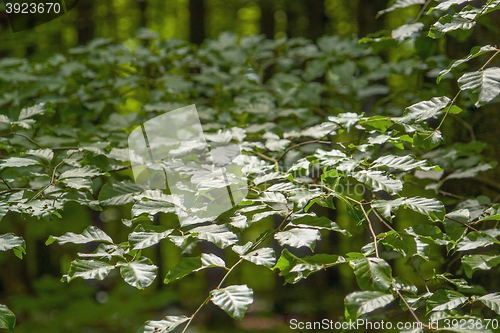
445,215,480,232
393,282,426,333
414,0,433,23
0,188,36,196
0,176,11,189
360,203,379,258
410,257,431,294
371,207,397,233
11,132,44,149
276,138,332,162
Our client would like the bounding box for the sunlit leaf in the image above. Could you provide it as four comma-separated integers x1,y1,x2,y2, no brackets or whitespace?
117,257,157,289
211,285,253,321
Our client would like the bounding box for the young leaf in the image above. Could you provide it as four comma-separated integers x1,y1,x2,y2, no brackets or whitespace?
429,15,476,39
189,225,238,249
426,289,468,312
46,225,113,245
63,259,115,282
438,45,498,83
128,226,174,250
164,253,226,284
458,68,500,106
274,249,346,284
241,248,276,268
98,180,144,206
0,157,40,170
117,257,157,290
59,165,103,179
370,155,435,171
477,293,500,315
400,97,451,124
392,23,424,42
345,291,394,320
142,315,189,333
350,257,393,291
0,233,25,252
403,197,445,221
353,170,403,195
377,0,426,17
274,228,321,250
210,285,254,321
18,103,45,120
0,304,15,332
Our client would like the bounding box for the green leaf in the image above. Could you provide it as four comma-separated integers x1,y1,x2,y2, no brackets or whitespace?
477,293,500,315
274,228,321,250
26,148,54,162
189,225,238,249
164,253,226,284
413,130,443,149
0,304,15,332
18,103,45,120
142,316,189,333
274,249,345,284
350,257,392,291
210,285,253,321
430,0,473,12
128,225,174,250
458,68,500,106
426,289,468,312
0,157,40,170
456,230,500,251
377,0,426,16
46,226,113,245
59,165,103,179
438,45,498,83
403,197,445,221
370,155,435,171
345,291,394,320
78,244,125,261
429,15,476,39
0,203,8,222
0,233,25,252
392,23,424,42
258,192,287,204
241,248,276,268
353,170,403,195
117,257,157,290
400,97,450,124
62,259,115,282
99,180,144,206
290,214,350,235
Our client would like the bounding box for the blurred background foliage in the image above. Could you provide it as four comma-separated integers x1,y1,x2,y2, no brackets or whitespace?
1,0,500,332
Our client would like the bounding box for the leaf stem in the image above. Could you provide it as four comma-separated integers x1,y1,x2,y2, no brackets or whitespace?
10,132,44,149
393,281,425,333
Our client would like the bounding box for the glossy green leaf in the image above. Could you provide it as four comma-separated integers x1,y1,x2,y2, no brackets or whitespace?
142,316,189,333
427,289,468,312
345,291,394,319
62,259,115,282
210,285,253,321
274,249,346,284
117,257,157,289
189,225,238,249
438,45,498,83
462,254,500,278
458,68,500,106
46,226,113,245
0,233,25,252
241,248,276,268
18,103,45,120
350,257,393,291
0,304,15,332
353,170,403,195
98,180,144,206
274,228,321,250
477,293,500,315
164,253,226,284
128,225,174,250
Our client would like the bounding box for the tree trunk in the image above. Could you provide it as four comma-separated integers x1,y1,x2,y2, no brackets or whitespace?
77,0,94,45
189,0,206,45
307,0,326,41
260,0,275,39
357,0,387,37
138,0,147,28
